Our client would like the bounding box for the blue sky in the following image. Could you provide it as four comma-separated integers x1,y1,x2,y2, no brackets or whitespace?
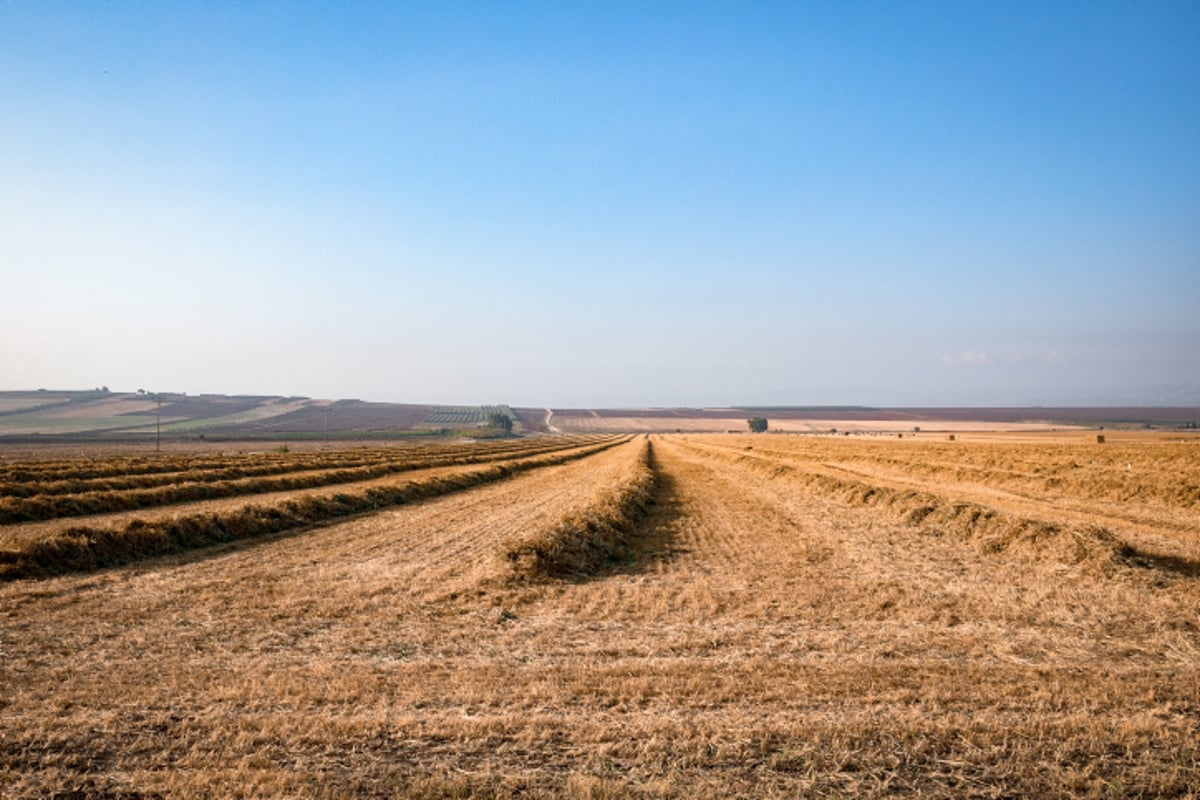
2,2,1197,406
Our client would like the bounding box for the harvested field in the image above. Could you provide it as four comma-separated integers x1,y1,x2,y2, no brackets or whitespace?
550,414,1085,435
0,436,612,523
1,432,1198,798
0,436,623,576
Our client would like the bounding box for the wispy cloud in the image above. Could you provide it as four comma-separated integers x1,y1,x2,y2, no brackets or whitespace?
939,350,1069,368
939,351,991,367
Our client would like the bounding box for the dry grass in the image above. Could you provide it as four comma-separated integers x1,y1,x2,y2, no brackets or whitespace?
0,436,611,523
0,437,627,580
681,434,1200,564
502,436,658,580
673,438,1185,575
0,432,1197,798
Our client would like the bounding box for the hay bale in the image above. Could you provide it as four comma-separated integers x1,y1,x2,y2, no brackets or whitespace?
947,434,956,441
1096,434,1106,444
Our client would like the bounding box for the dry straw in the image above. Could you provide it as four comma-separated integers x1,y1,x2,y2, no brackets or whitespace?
0,437,629,580
0,437,609,523
503,437,658,580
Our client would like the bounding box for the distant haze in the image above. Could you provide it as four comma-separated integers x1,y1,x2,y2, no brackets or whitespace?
2,3,1197,407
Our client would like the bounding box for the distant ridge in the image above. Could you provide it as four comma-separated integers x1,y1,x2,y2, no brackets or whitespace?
0,390,1196,440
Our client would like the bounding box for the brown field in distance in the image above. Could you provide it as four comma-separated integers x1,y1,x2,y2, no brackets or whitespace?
548,414,1089,434
1,429,1198,797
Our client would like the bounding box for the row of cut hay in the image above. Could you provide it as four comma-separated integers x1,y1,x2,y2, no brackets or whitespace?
680,441,1138,573
0,442,448,483
0,437,630,581
0,452,401,498
0,435,611,495
859,451,1200,509
501,438,658,582
814,473,1133,571
0,437,619,523
706,436,1200,508
0,450,323,484
0,434,611,486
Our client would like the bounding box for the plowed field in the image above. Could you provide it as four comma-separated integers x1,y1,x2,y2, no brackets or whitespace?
1,433,1198,798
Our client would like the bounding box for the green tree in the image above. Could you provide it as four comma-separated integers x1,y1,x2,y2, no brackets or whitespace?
747,417,768,433
488,412,514,434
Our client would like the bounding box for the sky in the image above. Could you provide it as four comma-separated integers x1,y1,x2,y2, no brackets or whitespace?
2,2,1198,408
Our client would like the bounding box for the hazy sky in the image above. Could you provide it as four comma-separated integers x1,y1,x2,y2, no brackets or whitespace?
3,2,1198,407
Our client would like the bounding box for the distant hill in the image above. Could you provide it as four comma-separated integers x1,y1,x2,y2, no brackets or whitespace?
0,391,1195,440
0,391,440,440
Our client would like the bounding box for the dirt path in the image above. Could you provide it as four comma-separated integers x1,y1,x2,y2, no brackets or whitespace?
543,407,561,433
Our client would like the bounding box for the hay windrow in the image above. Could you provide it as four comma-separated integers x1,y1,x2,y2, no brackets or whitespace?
0,452,395,497
688,435,1200,509
809,470,1135,570
680,440,1137,572
0,436,608,498
0,436,611,484
502,438,658,581
0,437,630,580
0,436,615,523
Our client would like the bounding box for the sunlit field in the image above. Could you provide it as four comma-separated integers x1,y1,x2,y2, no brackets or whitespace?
2,431,1198,797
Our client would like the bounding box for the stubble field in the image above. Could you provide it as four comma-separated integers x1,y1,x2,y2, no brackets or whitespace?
1,432,1198,798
